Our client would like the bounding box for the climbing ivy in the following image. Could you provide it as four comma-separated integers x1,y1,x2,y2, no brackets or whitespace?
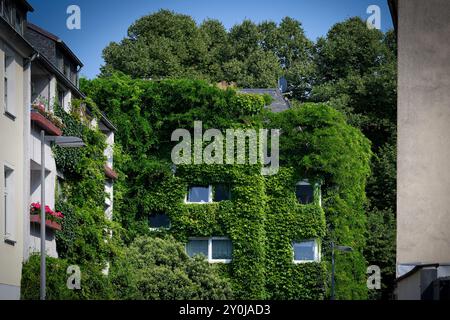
53,104,117,267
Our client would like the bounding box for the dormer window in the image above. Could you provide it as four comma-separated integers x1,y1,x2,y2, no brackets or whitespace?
2,0,12,24
14,8,23,34
64,60,71,79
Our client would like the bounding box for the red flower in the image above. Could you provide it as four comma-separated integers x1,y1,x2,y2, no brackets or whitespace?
30,202,64,221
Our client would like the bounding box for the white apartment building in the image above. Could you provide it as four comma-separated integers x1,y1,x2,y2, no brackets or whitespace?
1,0,117,299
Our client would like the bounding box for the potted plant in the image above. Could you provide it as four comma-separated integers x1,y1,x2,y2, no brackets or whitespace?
30,202,64,231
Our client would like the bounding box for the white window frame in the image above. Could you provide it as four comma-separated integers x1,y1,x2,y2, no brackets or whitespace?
185,185,213,204
3,164,15,244
3,45,15,117
186,237,232,264
292,239,321,264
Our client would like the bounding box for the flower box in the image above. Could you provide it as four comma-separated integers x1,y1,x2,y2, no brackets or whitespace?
31,110,62,136
104,165,119,180
30,214,62,231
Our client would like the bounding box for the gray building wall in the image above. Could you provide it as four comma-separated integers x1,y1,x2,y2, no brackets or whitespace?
397,0,450,271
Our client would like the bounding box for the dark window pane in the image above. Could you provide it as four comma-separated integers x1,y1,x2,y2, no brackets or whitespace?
211,239,232,260
149,213,170,229
214,184,231,202
188,186,210,203
296,183,314,204
186,240,208,258
293,241,316,261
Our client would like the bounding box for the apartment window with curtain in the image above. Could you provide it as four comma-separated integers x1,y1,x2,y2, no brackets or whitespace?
57,86,66,108
186,237,232,263
3,165,15,244
3,46,14,117
293,240,321,263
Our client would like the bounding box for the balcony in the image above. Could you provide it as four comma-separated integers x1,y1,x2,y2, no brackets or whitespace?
30,108,63,136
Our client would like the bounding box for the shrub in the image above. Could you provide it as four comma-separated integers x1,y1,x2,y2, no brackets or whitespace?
109,235,234,299
21,254,114,300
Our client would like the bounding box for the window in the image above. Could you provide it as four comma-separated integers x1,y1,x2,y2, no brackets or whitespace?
213,184,231,202
211,238,232,260
186,185,211,203
64,60,71,79
149,213,171,229
186,237,232,263
3,47,14,116
57,86,66,108
56,50,63,71
295,181,314,204
293,240,320,263
186,185,232,203
14,9,23,34
3,166,15,243
3,0,11,24
186,239,208,258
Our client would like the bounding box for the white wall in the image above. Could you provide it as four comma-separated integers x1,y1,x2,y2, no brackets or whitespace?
25,121,59,258
397,0,450,271
0,40,27,300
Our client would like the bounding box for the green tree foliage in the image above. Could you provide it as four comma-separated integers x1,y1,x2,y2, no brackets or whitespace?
21,254,114,300
102,10,208,79
102,10,317,89
53,104,116,267
310,18,397,299
109,236,233,299
21,236,232,300
311,18,396,148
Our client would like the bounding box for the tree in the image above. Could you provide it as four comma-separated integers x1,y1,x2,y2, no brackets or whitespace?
110,236,233,299
102,10,208,79
311,17,397,299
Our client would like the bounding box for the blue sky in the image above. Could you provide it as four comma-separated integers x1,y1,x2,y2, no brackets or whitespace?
27,0,393,79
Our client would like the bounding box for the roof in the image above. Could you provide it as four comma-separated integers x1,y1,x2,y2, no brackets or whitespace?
34,54,116,132
388,0,398,32
239,88,290,113
19,0,34,12
396,264,440,282
35,52,84,98
27,22,84,67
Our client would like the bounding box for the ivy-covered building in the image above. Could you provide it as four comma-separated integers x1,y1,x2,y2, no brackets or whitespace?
83,76,372,300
